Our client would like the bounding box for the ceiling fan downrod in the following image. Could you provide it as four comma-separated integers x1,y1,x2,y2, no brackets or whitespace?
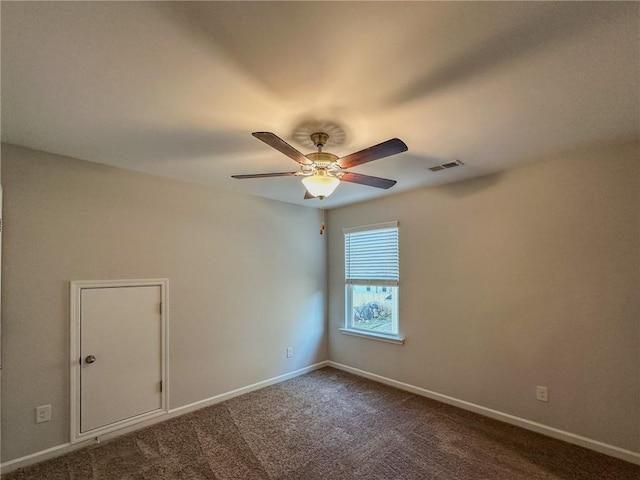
310,132,329,152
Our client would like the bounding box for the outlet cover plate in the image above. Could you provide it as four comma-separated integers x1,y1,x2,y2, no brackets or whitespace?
36,405,51,423
536,386,548,402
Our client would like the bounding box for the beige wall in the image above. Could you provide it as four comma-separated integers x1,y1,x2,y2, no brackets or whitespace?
327,141,639,452
0,144,327,461
2,140,638,462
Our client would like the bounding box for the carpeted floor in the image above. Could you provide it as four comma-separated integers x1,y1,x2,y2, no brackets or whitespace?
3,367,639,479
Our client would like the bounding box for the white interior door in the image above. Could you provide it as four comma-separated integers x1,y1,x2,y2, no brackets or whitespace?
80,285,163,433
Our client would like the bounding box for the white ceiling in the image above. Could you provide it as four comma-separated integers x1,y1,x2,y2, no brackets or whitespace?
2,2,638,209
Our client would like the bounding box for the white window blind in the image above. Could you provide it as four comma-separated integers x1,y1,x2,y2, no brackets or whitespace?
344,222,399,285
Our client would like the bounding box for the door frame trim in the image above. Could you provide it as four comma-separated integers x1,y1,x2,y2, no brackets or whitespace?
70,278,169,444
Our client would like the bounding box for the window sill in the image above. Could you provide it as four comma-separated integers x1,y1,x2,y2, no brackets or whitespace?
339,328,405,345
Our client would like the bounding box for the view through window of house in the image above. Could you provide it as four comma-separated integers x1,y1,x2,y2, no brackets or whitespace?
344,222,399,337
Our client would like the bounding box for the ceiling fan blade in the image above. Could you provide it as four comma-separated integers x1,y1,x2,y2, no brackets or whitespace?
231,172,298,179
253,132,311,165
304,190,315,199
340,172,397,189
338,138,408,169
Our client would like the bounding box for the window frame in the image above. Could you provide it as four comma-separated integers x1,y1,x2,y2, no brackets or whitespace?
341,222,404,344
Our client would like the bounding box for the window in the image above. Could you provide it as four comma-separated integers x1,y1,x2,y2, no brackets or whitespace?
342,222,401,342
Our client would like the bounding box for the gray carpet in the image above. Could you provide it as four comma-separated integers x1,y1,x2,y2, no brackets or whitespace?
3,367,639,479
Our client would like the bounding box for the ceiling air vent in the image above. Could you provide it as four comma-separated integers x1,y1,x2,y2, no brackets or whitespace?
429,160,464,172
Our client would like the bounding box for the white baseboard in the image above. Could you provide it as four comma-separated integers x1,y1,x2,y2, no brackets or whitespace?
4,359,636,473
327,361,640,465
0,361,329,475
167,361,329,417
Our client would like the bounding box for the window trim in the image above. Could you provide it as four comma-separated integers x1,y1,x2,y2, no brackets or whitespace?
343,221,399,234
343,221,403,343
339,327,405,344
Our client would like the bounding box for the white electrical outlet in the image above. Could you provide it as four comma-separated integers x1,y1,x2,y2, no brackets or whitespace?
286,347,293,358
536,386,548,402
36,405,51,423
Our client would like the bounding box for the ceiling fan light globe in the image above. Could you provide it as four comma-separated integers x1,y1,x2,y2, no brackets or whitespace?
302,175,340,199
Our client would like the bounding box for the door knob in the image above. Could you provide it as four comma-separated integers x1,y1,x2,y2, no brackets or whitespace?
85,355,96,364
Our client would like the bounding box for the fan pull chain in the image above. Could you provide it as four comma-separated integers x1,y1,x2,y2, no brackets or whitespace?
320,209,326,235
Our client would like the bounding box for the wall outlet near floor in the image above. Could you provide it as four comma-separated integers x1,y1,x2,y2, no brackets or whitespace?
36,404,51,423
286,347,293,358
536,386,548,402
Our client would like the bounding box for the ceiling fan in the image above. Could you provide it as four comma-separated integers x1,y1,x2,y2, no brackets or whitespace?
232,132,408,199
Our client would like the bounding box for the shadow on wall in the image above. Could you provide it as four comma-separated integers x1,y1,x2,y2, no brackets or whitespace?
436,137,640,200
436,171,504,198
285,290,327,368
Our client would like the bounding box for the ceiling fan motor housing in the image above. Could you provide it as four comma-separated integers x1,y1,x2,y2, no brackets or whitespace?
305,151,339,167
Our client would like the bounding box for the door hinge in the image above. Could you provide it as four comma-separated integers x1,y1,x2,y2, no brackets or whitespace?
159,302,163,315
0,219,3,233
159,380,163,393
